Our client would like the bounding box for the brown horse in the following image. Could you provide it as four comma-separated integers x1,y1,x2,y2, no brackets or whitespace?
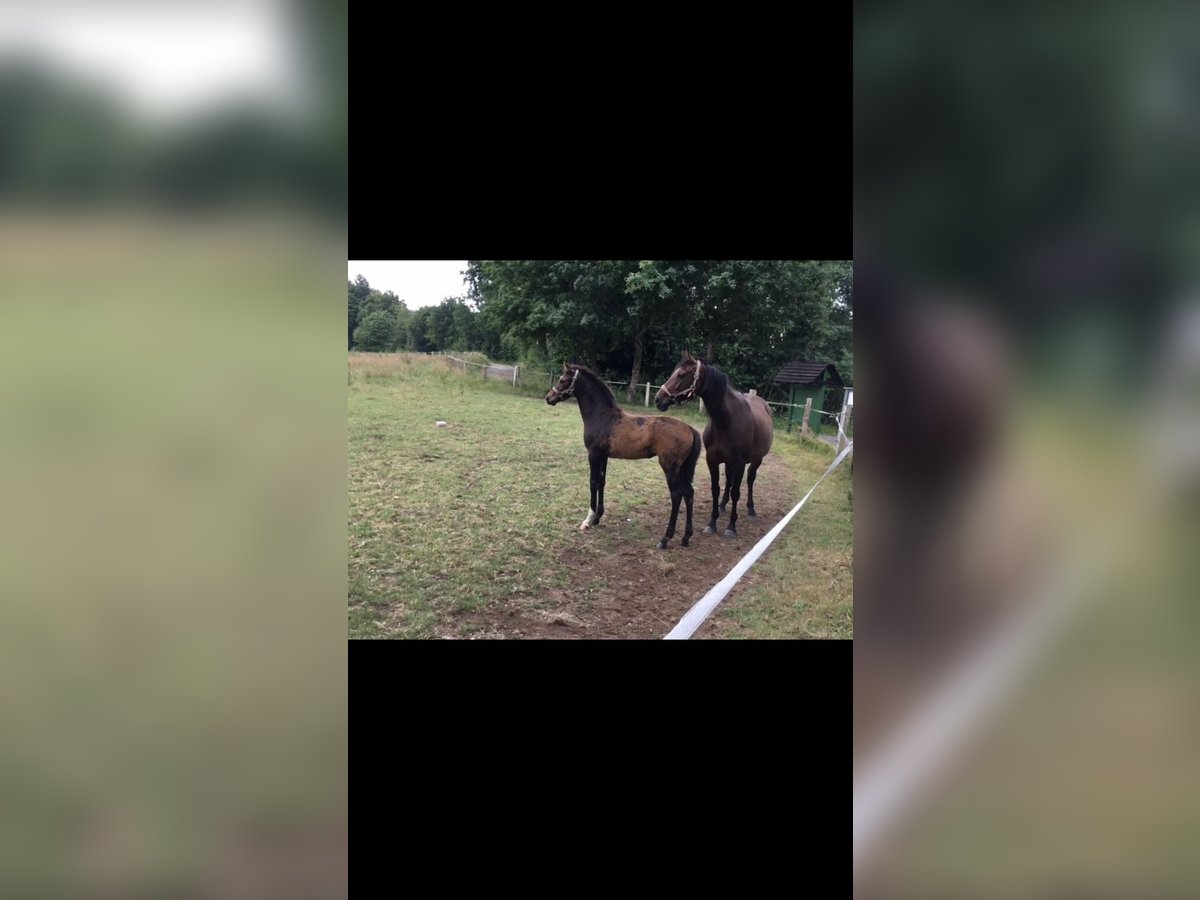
655,351,773,536
547,363,702,549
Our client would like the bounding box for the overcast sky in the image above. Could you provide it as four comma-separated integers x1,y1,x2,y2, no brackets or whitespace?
0,2,306,122
348,261,471,309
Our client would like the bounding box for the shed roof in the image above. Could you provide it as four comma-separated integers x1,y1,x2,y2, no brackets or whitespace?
774,360,843,386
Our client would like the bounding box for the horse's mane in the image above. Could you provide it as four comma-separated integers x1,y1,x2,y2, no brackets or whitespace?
699,359,730,396
569,364,617,404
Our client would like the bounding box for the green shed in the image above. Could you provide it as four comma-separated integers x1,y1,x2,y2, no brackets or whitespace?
772,360,845,434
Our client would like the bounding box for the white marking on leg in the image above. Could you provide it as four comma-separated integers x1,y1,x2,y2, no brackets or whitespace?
579,509,595,531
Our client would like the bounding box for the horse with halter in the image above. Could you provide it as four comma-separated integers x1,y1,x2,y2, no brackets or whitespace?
655,351,774,536
547,363,702,549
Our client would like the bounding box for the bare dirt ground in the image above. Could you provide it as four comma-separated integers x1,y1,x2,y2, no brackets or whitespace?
452,447,804,640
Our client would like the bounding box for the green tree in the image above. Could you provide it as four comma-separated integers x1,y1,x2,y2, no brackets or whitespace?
352,310,394,351
466,260,610,364
474,302,503,359
390,302,413,351
624,260,691,399
425,301,454,350
348,274,371,349
357,288,401,320
349,281,413,352
463,259,854,394
467,260,640,371
713,261,851,390
408,308,433,352
447,298,479,350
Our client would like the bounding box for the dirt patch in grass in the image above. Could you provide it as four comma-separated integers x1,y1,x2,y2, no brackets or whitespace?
448,446,809,639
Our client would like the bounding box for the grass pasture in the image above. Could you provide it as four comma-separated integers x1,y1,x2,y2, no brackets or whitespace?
348,352,853,639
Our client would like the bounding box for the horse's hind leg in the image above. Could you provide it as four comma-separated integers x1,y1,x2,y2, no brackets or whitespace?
681,478,695,546
657,473,684,550
719,464,732,514
746,460,761,518
704,459,721,534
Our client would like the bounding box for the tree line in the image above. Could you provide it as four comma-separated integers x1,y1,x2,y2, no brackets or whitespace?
0,58,344,218
348,260,852,398
347,277,482,355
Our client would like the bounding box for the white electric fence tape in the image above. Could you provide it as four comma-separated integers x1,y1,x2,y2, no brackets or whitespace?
663,441,854,640
852,540,1101,876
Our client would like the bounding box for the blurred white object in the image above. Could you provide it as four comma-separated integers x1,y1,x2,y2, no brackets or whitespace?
435,421,447,428
0,1,308,123
1149,300,1200,497
854,530,1110,881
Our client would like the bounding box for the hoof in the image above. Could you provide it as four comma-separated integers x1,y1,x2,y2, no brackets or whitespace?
580,523,591,532
747,512,757,519
656,540,668,550
703,525,716,535
724,528,736,537
681,536,691,547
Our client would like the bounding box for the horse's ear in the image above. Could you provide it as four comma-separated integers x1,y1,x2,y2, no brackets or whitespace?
562,361,570,373
683,349,693,361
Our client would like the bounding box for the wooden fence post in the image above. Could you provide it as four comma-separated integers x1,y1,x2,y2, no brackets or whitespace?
645,382,651,407
801,397,813,438
513,365,518,387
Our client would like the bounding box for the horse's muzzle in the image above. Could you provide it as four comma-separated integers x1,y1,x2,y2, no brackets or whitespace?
654,392,672,412
546,392,560,405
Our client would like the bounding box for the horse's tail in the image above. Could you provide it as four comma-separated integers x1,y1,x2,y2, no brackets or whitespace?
683,427,702,485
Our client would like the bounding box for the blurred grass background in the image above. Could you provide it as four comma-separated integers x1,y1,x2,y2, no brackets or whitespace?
855,3,1200,896
0,2,347,896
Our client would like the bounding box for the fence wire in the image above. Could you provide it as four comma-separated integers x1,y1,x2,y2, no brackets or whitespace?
441,354,853,435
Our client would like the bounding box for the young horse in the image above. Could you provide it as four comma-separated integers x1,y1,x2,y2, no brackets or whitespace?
655,351,773,536
546,363,702,549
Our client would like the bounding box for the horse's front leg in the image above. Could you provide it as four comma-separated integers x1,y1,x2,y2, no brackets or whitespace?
595,454,607,525
581,455,598,531
719,463,732,514
581,451,606,531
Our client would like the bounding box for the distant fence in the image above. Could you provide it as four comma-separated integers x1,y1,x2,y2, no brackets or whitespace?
442,353,854,450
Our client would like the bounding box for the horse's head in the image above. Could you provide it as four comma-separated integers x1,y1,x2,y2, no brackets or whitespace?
546,363,580,405
655,351,703,411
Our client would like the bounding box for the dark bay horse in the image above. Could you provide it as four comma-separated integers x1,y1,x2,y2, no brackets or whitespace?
547,363,702,549
655,351,773,536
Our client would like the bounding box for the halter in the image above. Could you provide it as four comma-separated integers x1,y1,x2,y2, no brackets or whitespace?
665,360,703,403
549,367,581,401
